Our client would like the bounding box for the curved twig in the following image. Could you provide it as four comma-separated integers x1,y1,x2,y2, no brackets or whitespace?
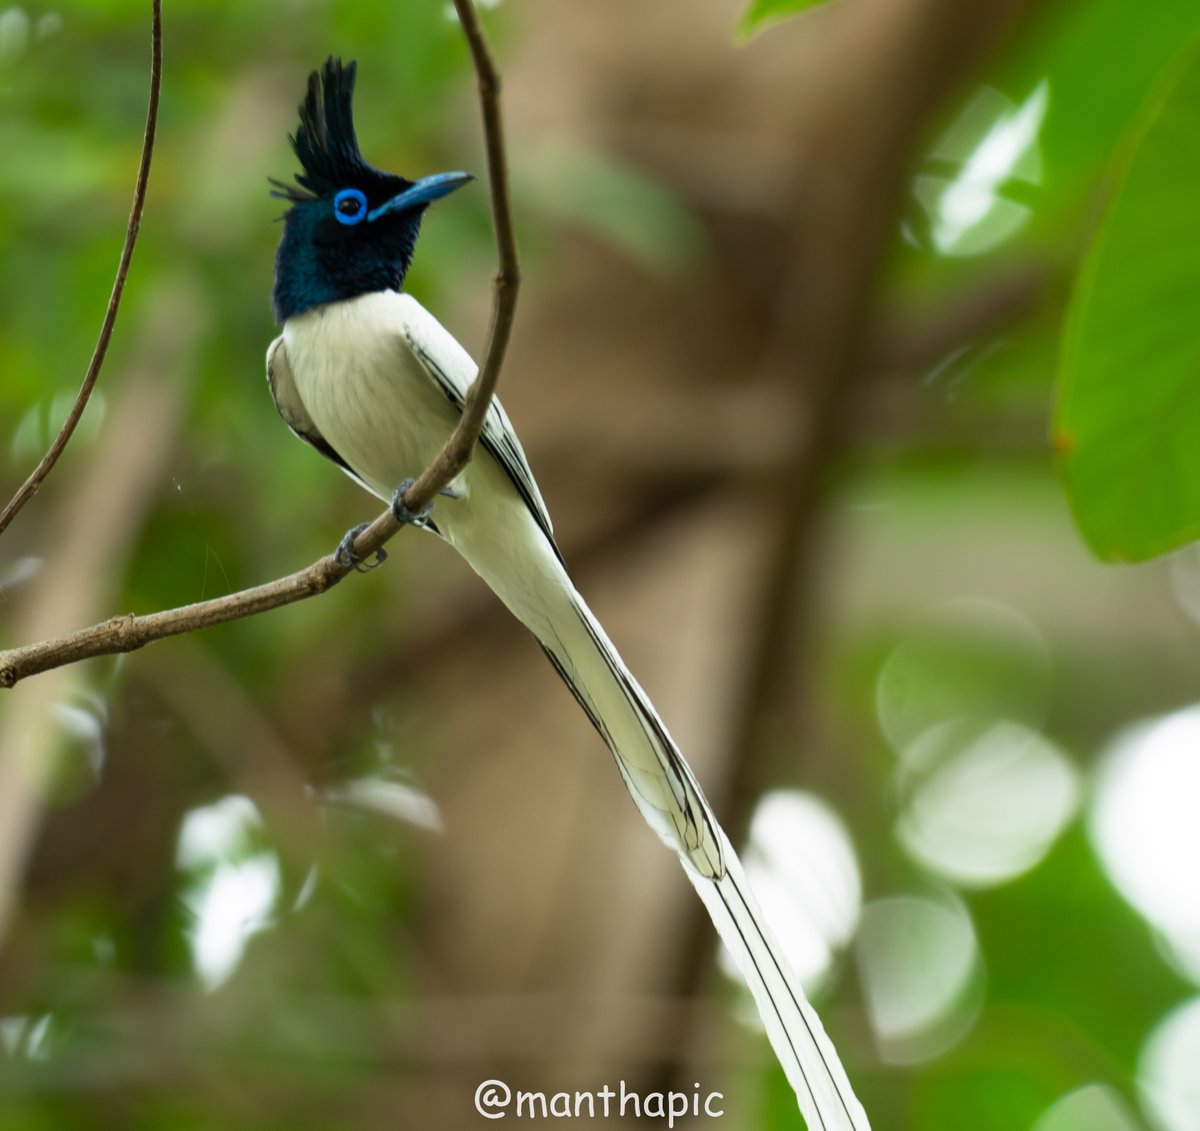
0,0,163,537
401,0,519,511
0,0,518,688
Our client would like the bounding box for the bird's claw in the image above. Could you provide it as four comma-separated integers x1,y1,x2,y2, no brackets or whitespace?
391,478,434,527
335,522,388,572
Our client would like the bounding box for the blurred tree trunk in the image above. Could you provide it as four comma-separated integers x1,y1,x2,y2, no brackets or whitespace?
391,0,1043,1122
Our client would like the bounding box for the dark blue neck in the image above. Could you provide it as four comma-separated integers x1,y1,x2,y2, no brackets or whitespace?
271,204,419,324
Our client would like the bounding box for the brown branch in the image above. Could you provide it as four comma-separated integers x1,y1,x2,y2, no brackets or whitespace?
403,0,519,509
0,0,163,537
0,0,518,689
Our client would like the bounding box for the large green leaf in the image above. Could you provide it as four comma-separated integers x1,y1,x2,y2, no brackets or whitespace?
1056,39,1200,561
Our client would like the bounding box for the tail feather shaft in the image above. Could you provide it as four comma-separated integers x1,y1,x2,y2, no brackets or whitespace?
445,505,870,1129
531,584,870,1130
686,842,871,1131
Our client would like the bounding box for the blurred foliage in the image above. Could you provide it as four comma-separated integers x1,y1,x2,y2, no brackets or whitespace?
1056,38,1200,562
735,0,830,43
3,1,1200,1130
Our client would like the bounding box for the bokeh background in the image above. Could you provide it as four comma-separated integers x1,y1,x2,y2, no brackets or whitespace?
2,0,1199,1128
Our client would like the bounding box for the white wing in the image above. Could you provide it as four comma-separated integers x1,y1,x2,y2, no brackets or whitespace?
394,296,557,551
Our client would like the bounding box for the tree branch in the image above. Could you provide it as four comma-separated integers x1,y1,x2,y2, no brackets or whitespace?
0,0,163,537
402,0,520,508
0,0,518,689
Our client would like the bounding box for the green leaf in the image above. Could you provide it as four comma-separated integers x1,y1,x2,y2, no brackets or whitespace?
736,0,832,43
1056,37,1200,561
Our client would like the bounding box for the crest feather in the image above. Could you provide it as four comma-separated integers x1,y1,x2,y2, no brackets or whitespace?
272,57,376,203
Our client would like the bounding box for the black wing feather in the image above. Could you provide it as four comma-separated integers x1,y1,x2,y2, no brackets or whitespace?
402,333,563,565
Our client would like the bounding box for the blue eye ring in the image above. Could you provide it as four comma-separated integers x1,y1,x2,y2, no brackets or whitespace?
333,188,368,226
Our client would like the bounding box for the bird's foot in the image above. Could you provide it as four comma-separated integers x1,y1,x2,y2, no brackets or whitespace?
335,523,388,572
391,478,434,528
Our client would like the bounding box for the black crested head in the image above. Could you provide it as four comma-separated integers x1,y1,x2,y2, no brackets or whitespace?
270,57,473,324
274,57,379,203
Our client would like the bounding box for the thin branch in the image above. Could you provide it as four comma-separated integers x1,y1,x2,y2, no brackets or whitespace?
402,0,520,510
0,0,163,537
0,0,518,689
0,556,349,688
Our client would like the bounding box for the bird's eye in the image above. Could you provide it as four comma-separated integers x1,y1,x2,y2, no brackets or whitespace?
333,188,368,226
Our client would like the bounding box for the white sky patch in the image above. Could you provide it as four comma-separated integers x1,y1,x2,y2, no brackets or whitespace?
292,865,319,912
1091,708,1200,985
1165,545,1200,627
856,892,982,1064
1030,1083,1144,1131
914,82,1049,257
1139,997,1200,1131
24,1013,52,1062
52,691,108,782
321,775,443,832
10,391,107,464
0,555,42,589
0,1013,57,1063
0,1015,28,1056
176,796,281,991
896,719,1080,888
0,8,30,64
726,791,862,994
444,0,500,19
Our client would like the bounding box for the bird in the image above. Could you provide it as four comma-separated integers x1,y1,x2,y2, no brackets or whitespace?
266,57,870,1131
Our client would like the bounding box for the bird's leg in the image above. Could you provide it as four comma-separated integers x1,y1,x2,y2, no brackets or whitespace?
335,522,388,572
390,478,435,527
337,478,455,571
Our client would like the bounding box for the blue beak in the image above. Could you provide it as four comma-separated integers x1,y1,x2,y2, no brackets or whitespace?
368,171,475,222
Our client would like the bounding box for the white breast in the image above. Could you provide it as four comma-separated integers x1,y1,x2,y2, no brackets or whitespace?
281,291,463,502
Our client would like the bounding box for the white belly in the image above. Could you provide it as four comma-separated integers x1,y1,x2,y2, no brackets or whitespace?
282,291,461,502
278,290,560,626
